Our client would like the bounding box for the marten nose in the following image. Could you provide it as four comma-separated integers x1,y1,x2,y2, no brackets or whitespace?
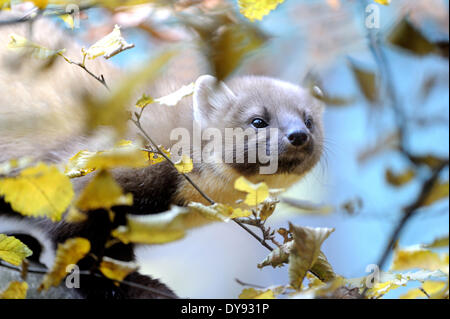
288,131,310,147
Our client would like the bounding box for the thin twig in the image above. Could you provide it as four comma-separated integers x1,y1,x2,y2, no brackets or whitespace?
419,287,431,299
62,56,110,91
233,220,274,252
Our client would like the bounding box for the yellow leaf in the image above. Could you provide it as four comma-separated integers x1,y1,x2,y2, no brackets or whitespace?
238,0,285,21
65,150,97,178
391,246,449,274
349,62,378,103
86,141,151,170
258,197,278,220
146,145,171,165
65,141,160,178
7,33,65,59
347,269,447,298
0,163,74,222
258,240,293,269
230,208,252,219
420,181,449,207
366,280,401,298
32,0,48,9
135,94,154,108
58,14,75,30
239,288,275,299
385,168,415,187
113,205,219,244
188,202,235,222
288,224,335,289
154,82,195,107
76,170,133,211
174,155,193,174
388,19,438,57
410,155,447,169
1,0,11,10
310,251,337,283
368,278,447,299
84,25,134,60
374,0,390,5
39,238,90,291
0,234,32,266
425,235,449,249
423,281,447,295
0,281,28,299
65,206,88,223
210,23,265,80
257,238,336,283
401,281,448,299
425,281,449,299
234,176,269,206
306,272,326,289
400,287,426,299
99,256,137,282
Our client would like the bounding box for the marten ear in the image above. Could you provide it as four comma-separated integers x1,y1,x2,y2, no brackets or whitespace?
193,75,236,125
311,85,325,115
312,85,324,99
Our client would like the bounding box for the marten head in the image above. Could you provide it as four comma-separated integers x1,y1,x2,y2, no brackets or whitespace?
188,75,325,178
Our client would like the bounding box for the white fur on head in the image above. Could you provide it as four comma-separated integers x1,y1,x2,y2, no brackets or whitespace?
193,75,236,125
0,216,55,268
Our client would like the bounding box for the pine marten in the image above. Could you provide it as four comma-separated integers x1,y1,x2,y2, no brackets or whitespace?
0,15,325,299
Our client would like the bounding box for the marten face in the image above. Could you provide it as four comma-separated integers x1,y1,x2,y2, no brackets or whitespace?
192,75,324,177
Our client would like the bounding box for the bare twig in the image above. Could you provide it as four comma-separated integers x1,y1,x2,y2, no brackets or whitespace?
61,54,110,91
233,220,274,252
419,287,431,299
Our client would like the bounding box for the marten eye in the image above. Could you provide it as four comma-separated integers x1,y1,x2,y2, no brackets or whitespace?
305,118,314,130
251,118,269,128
